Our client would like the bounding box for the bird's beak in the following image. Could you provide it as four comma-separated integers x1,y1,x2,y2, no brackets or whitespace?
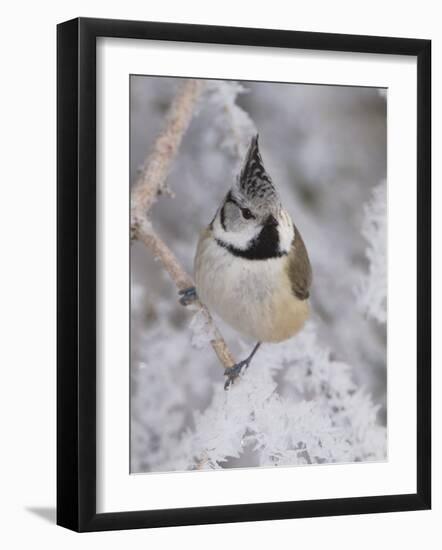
266,214,279,227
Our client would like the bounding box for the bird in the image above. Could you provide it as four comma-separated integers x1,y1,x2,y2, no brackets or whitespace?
179,134,312,389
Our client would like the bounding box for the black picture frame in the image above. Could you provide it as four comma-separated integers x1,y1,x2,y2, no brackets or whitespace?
57,17,431,532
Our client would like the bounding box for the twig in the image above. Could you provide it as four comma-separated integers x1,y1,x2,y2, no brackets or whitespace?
131,79,235,371
131,79,203,228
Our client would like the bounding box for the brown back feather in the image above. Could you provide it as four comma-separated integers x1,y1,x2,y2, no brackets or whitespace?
288,225,312,300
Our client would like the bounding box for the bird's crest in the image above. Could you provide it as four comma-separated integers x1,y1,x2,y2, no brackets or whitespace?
238,135,280,209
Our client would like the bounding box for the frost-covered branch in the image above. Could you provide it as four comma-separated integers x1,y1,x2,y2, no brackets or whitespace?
206,81,257,163
155,323,386,471
130,79,235,371
355,182,387,324
131,79,205,224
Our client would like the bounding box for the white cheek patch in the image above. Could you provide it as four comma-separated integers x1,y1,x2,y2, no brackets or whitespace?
212,209,260,251
278,209,295,253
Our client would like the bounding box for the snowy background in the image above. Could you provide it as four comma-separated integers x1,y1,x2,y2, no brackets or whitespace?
130,76,387,473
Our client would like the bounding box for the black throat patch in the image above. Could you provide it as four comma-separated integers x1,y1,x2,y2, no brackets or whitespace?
216,223,286,260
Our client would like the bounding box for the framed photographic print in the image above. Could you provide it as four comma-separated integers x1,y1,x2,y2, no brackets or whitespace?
57,17,431,532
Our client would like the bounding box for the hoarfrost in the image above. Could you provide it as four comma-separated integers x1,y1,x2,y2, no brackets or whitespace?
356,182,387,323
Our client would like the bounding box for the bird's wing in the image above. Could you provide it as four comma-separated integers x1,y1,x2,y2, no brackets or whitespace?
287,225,312,300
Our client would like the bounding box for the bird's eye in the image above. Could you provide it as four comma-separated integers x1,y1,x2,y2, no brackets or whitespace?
241,208,254,220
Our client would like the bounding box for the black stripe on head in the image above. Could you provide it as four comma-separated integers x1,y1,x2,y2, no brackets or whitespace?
216,223,285,260
220,204,227,231
225,190,240,208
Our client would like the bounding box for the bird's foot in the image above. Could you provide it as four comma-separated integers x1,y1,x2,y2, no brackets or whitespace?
224,343,261,390
224,359,250,390
178,286,198,306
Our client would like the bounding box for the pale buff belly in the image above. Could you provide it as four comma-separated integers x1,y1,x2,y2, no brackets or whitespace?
194,232,310,343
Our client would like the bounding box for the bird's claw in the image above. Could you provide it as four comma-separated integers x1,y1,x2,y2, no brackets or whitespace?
179,286,197,306
224,360,249,390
